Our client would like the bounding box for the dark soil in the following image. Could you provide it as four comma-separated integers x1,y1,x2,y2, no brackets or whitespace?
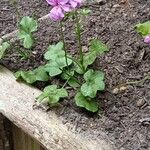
1,0,150,149
0,0,49,36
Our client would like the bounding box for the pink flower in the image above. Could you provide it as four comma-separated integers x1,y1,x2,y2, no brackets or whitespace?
69,0,82,8
49,6,65,21
46,0,71,21
144,35,150,44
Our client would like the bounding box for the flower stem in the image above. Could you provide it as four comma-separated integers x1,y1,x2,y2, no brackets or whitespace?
59,68,81,85
67,56,83,71
60,21,68,67
75,10,84,68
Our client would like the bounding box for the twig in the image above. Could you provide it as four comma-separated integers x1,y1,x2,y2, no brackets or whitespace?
116,75,150,88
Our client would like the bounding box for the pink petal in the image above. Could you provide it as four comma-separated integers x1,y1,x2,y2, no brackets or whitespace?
69,0,82,8
58,0,69,5
49,6,64,21
74,0,82,3
75,0,82,7
144,35,150,44
46,0,57,6
61,4,71,12
69,1,77,8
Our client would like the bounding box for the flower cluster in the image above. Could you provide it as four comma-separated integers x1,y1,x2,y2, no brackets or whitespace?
144,35,150,44
46,0,82,21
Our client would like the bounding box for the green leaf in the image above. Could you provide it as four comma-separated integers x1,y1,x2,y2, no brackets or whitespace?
79,39,108,71
56,54,72,68
75,92,98,112
15,70,36,84
23,34,34,49
0,42,10,59
33,66,49,81
89,39,109,55
44,42,64,60
61,69,75,80
18,30,34,49
81,69,105,98
37,85,68,105
136,21,150,36
18,16,38,49
15,66,49,84
74,62,84,74
44,62,62,77
68,78,80,88
83,51,97,70
44,42,72,77
20,16,38,33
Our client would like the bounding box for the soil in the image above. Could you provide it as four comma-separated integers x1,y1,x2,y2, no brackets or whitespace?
0,0,49,36
0,0,150,149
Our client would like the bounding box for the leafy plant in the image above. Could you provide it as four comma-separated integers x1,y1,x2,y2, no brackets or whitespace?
15,66,49,84
136,21,150,36
15,6,109,112
38,39,107,112
75,92,98,112
18,16,38,49
37,85,68,105
44,42,72,77
0,42,10,59
81,69,105,98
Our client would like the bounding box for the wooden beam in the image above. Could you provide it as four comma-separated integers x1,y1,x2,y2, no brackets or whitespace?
0,66,115,150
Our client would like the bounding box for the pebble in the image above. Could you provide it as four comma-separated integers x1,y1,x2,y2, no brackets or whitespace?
112,86,127,94
113,4,120,8
119,86,127,92
136,99,145,107
112,88,119,94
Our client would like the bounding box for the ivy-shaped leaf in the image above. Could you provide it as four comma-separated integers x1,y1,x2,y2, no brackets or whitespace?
44,42,64,60
21,33,34,49
136,21,150,36
37,85,68,105
74,62,84,74
15,66,49,84
18,16,38,49
0,42,10,59
75,92,98,112
15,70,37,84
44,62,62,77
81,69,105,98
44,42,72,77
19,16,38,33
75,39,109,74
83,51,97,70
33,66,49,81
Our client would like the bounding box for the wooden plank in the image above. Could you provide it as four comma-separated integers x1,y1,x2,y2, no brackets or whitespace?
0,114,13,150
0,114,4,150
0,66,115,150
13,125,44,150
